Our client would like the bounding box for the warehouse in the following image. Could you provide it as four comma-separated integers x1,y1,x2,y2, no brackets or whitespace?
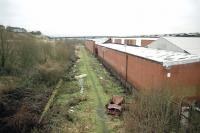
85,39,95,53
85,38,110,54
86,40,200,97
111,37,158,47
148,37,200,55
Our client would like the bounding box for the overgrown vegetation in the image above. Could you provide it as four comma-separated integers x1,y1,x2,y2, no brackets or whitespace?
38,46,126,133
0,28,81,133
0,29,77,76
125,90,178,132
40,78,89,133
125,89,200,133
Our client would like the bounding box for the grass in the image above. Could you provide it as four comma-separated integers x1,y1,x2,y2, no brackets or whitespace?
78,46,124,133
43,46,126,133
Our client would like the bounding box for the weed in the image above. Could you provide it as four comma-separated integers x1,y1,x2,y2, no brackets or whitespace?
66,96,87,107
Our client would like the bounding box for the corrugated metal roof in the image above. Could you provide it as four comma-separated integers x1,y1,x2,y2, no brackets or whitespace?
163,37,200,55
97,43,200,67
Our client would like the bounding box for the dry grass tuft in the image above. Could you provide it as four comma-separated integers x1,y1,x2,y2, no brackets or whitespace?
37,60,64,85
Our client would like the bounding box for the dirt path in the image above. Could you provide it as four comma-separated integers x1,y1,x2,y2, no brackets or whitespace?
81,46,109,132
45,46,124,133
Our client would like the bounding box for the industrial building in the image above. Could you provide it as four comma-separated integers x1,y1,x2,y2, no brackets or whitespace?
6,26,27,33
111,37,158,47
85,38,200,98
85,38,110,54
0,25,5,30
148,37,200,55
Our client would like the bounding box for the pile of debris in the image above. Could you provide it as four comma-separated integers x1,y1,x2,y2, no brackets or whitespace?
106,95,124,116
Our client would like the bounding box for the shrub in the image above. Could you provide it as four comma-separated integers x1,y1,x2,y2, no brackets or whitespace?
0,31,77,77
37,60,64,86
125,89,180,133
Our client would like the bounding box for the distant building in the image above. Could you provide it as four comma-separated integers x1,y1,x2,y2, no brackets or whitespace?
124,39,136,45
6,26,27,33
90,38,111,44
85,38,111,54
114,39,122,44
0,25,5,30
111,37,158,47
148,37,200,55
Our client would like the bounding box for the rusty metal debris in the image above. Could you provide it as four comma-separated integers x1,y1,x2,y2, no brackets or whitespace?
110,95,124,105
106,95,124,116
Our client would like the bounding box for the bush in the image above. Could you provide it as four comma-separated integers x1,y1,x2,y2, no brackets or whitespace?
0,31,77,77
0,30,80,87
37,60,64,86
125,89,180,133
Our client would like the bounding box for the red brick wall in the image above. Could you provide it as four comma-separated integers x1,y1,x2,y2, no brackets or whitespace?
141,40,155,47
168,63,200,87
95,45,200,97
127,55,166,90
127,55,200,95
114,39,122,44
124,39,136,45
102,47,127,79
85,40,95,53
167,63,200,96
97,45,104,59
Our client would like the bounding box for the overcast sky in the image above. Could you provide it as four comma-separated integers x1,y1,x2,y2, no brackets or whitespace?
0,0,199,36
